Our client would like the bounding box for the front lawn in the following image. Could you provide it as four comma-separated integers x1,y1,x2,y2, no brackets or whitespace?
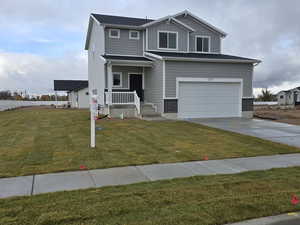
0,107,299,178
1,167,300,225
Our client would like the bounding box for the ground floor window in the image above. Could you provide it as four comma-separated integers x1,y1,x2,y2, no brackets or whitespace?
113,72,122,87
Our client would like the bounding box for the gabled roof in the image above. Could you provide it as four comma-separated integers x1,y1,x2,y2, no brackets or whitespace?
54,80,88,91
278,87,300,94
145,51,261,64
91,13,154,26
85,10,227,50
141,16,195,31
142,10,227,37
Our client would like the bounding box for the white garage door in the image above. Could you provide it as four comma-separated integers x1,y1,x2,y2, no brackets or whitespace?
178,81,241,118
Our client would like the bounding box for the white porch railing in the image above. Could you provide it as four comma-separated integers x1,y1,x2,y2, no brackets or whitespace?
105,91,140,114
134,92,140,115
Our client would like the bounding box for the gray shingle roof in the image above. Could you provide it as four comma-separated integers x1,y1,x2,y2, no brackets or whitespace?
91,14,154,26
146,51,259,62
102,55,152,61
54,80,88,91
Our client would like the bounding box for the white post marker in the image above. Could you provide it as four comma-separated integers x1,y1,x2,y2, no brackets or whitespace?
90,94,98,148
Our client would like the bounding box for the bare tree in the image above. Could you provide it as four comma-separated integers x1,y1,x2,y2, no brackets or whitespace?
256,89,276,101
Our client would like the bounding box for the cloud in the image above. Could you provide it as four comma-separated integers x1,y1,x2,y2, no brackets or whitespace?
31,38,55,44
0,0,299,95
0,51,87,94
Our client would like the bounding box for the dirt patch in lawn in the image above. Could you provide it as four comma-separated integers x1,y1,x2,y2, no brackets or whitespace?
254,107,300,125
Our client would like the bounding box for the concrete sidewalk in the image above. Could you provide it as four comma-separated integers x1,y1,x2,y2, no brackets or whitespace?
2,153,300,199
227,212,300,225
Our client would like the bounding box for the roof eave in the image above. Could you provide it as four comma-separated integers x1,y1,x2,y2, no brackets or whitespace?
162,56,261,64
85,15,100,50
102,23,145,30
107,59,153,67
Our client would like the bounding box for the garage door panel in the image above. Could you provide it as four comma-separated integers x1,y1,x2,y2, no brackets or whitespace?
183,104,240,113
178,81,241,118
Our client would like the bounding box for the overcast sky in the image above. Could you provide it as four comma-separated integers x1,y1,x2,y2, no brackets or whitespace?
0,0,299,96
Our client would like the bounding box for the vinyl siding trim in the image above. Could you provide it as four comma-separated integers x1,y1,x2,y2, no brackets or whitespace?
163,60,166,98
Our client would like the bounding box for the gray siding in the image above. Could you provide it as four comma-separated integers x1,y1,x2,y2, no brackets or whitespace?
165,98,253,113
242,98,253,111
110,66,143,89
88,20,106,105
144,59,164,112
176,15,221,53
147,21,188,52
165,61,253,98
105,28,143,55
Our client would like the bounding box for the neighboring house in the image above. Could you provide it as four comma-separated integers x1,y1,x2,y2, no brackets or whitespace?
54,80,89,108
277,87,300,106
85,10,261,118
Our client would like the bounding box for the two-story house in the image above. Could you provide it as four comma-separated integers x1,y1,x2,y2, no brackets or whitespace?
85,10,261,118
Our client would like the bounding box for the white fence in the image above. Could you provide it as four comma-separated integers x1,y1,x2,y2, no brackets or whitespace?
254,101,278,106
0,100,68,111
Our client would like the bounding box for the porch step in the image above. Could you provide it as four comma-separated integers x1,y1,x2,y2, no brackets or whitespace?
141,104,161,117
142,112,162,117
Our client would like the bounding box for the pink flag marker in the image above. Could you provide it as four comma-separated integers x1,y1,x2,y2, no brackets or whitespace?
291,195,299,205
203,156,209,161
80,165,87,170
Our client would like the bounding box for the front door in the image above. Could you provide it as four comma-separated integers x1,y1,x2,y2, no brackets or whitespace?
129,74,143,101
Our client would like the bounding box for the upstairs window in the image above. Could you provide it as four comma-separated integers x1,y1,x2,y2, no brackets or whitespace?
109,29,120,38
129,30,140,40
196,36,210,53
113,72,122,87
158,31,177,49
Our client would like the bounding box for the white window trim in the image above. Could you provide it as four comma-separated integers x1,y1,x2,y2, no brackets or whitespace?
129,30,140,40
112,72,122,88
109,29,120,39
195,35,211,53
157,31,178,50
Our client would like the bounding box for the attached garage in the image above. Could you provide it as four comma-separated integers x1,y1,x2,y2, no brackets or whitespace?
177,78,242,118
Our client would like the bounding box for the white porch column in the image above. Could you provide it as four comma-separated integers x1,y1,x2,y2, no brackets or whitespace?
107,62,113,93
107,62,113,108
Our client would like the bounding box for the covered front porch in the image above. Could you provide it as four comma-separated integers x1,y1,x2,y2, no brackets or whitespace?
102,55,154,117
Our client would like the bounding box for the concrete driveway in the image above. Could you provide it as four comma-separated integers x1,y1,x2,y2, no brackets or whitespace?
188,118,300,148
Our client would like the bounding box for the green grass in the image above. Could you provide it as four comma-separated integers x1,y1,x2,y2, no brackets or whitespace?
0,107,299,178
1,167,300,225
